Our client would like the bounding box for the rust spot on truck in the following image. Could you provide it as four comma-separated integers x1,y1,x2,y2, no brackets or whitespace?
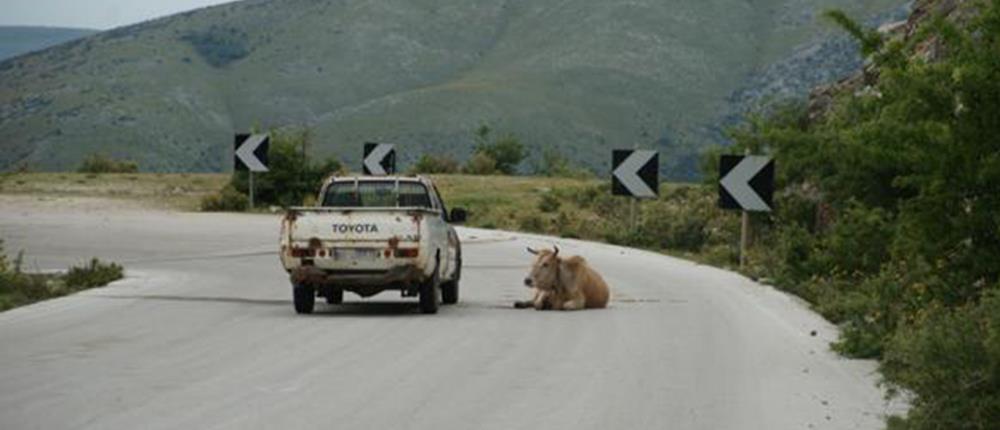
388,236,400,250
308,237,323,250
284,209,299,222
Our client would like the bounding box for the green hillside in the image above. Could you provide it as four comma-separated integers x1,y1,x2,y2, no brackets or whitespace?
0,0,904,177
0,26,97,61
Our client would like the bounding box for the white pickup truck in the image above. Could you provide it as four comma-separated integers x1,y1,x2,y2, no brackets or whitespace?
279,176,466,314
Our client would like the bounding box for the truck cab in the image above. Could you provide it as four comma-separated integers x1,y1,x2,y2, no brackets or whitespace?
279,176,466,314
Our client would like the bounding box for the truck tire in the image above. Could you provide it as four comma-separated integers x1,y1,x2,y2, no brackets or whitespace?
442,247,461,305
441,280,459,305
325,288,343,305
419,263,441,314
294,285,315,314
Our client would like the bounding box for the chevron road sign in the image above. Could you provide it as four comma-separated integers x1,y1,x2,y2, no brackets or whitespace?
719,155,774,212
234,134,270,173
363,143,396,176
612,150,658,199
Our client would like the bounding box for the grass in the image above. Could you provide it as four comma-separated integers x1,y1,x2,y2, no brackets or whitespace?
0,250,124,312
0,172,229,210
430,174,601,231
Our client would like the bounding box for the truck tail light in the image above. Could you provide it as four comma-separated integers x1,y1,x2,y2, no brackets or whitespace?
394,248,419,258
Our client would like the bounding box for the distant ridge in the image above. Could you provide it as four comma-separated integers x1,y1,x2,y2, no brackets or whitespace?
0,26,98,61
0,0,907,177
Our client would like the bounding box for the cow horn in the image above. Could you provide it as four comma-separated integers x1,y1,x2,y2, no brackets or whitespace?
527,247,539,255
553,245,559,256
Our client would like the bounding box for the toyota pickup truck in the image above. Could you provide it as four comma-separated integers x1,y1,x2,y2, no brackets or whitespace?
279,176,466,314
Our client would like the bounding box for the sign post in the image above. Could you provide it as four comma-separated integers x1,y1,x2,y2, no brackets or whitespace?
234,133,270,210
718,152,774,268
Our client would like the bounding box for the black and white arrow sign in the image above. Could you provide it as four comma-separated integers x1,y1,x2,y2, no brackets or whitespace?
719,155,774,212
612,149,658,199
234,134,269,172
363,143,396,176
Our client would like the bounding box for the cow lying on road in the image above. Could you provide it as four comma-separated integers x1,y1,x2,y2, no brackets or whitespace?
516,246,610,310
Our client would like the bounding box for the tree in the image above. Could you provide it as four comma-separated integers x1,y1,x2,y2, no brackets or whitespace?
473,125,526,175
230,128,342,207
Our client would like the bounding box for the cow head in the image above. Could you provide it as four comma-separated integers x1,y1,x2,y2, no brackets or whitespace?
524,246,560,290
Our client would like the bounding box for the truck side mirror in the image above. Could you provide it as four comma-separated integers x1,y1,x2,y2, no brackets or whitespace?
449,208,468,224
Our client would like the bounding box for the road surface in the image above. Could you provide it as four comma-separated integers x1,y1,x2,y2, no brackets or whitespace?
0,202,899,429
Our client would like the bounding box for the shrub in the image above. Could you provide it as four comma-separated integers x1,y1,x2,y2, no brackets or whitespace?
462,152,498,175
229,128,342,208
534,148,593,178
64,258,124,288
473,125,525,174
200,185,249,212
713,4,1000,427
77,154,139,173
409,154,459,174
637,193,715,252
517,213,546,233
1,241,125,311
537,192,561,213
0,239,8,274
180,26,250,67
881,289,1000,430
815,201,892,277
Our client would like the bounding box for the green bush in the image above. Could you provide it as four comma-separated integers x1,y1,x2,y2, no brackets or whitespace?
473,125,525,174
638,190,718,252
537,192,561,213
462,152,498,175
1,241,124,311
77,154,139,174
711,4,1000,428
229,128,342,208
816,201,892,277
180,26,250,67
409,154,459,174
517,213,546,233
882,290,1000,430
534,148,594,178
200,184,249,212
64,258,124,288
0,239,8,274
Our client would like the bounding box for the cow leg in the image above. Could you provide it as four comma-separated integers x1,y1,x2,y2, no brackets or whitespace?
561,297,585,311
533,291,551,310
514,298,538,308
515,289,542,309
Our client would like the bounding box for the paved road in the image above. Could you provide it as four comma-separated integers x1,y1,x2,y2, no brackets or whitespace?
0,204,898,429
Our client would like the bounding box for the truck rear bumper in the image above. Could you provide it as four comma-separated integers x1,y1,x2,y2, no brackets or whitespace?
290,264,427,295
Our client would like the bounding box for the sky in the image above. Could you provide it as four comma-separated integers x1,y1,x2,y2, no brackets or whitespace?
0,0,236,30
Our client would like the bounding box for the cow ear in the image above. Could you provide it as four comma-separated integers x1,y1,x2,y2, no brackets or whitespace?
553,245,559,257
527,247,539,255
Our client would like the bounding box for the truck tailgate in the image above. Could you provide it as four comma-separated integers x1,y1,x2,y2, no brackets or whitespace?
286,208,429,244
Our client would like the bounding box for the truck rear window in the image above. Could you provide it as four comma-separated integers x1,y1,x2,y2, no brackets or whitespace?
322,181,432,208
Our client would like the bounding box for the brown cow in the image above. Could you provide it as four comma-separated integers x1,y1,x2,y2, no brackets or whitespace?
518,246,610,310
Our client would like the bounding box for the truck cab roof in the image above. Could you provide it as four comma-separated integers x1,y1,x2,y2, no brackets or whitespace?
323,175,432,186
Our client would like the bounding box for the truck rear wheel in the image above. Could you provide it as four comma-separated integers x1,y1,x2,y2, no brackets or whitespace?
294,285,315,314
441,280,459,305
442,249,461,305
419,265,440,314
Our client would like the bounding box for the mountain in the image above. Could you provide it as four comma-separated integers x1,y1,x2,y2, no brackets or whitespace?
0,0,908,177
0,26,98,61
